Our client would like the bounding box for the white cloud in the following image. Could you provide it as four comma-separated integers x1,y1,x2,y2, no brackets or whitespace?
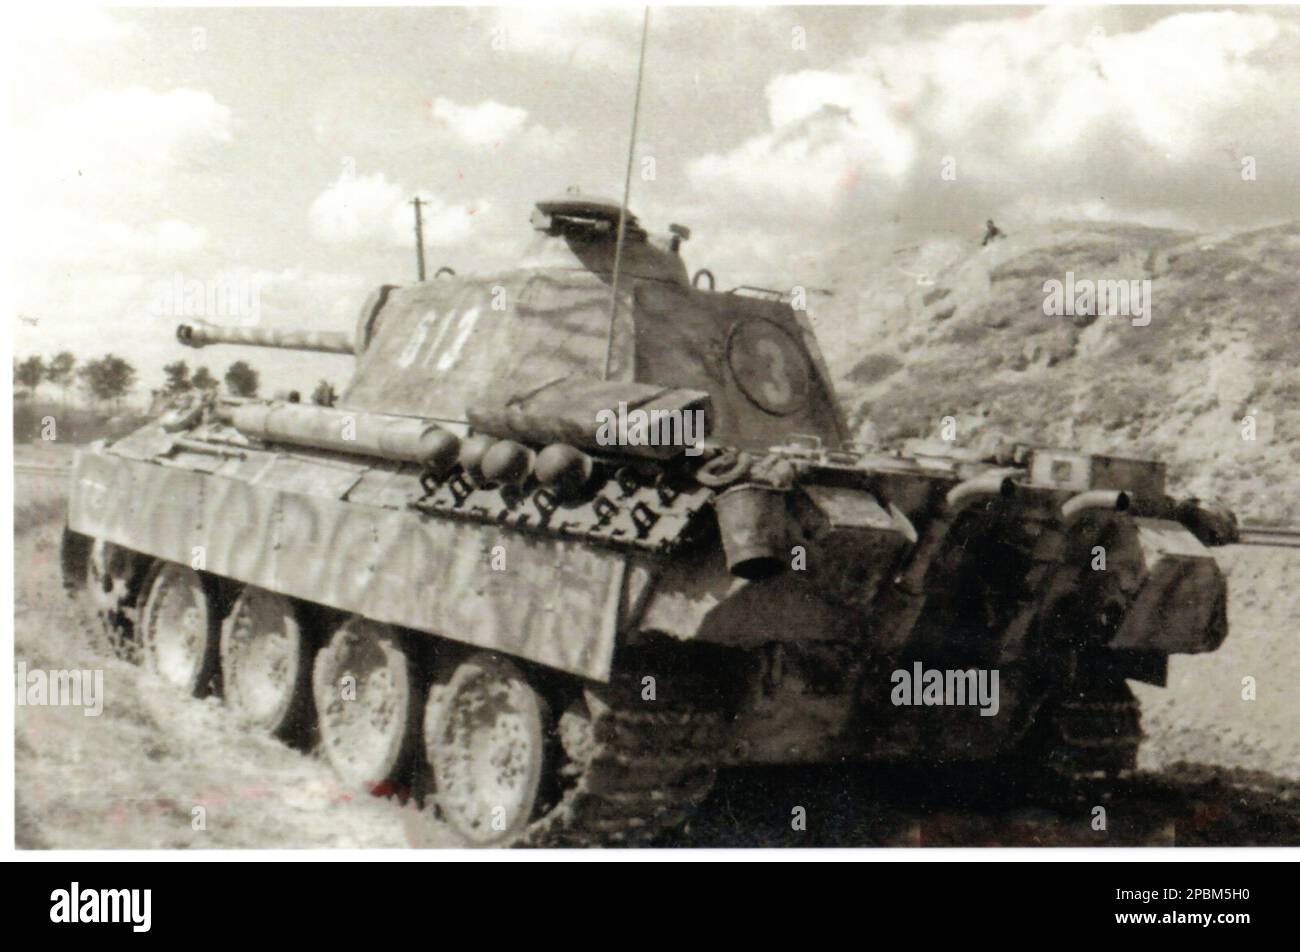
22,86,232,203
12,8,137,84
690,73,916,211
685,8,1300,246
187,266,372,328
309,171,486,248
431,98,528,147
309,172,406,244
92,218,209,260
14,85,232,336
22,212,208,271
429,97,576,158
483,7,642,70
405,193,489,247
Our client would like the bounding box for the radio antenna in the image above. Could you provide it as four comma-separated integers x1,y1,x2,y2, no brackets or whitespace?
602,7,650,381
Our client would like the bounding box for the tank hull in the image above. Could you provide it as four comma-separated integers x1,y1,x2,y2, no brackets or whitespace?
60,200,1236,844
66,419,1228,773
68,440,629,680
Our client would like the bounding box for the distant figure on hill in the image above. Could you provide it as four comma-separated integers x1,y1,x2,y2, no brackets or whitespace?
982,219,1005,246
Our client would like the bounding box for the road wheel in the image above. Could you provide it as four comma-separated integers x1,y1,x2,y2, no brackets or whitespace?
139,562,220,696
221,587,312,740
424,652,550,846
313,617,419,792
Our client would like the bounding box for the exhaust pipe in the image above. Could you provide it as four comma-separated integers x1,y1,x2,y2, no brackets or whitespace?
895,469,1020,596
1061,489,1130,525
870,469,1021,652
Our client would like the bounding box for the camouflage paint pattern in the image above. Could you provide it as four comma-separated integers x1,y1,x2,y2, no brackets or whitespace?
343,268,846,451
68,446,629,680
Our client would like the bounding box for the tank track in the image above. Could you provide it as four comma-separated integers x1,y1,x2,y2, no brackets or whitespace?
1041,679,1142,781
88,564,142,664
520,675,726,847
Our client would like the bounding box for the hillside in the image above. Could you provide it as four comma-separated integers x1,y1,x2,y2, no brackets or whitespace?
806,221,1300,524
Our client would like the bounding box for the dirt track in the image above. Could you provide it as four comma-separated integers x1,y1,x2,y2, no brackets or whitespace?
14,469,1300,848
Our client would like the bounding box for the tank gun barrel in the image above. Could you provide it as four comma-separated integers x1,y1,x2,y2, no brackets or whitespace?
177,321,355,355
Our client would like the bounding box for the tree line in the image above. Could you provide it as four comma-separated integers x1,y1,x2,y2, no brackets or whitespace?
15,352,338,408
14,353,258,408
161,358,259,399
15,352,138,409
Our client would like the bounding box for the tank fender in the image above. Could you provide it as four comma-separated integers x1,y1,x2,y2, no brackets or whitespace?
1107,518,1228,654
789,485,916,607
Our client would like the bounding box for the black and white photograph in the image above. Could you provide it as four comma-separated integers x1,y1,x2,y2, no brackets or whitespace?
5,0,1298,892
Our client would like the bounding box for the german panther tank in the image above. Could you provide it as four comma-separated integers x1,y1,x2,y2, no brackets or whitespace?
61,195,1236,846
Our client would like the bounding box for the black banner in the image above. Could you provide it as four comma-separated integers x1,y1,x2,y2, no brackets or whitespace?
9,859,1288,938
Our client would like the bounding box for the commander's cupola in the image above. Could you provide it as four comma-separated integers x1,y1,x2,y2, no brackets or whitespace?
522,192,690,286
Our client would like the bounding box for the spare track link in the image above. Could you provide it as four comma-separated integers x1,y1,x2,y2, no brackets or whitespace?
521,675,726,847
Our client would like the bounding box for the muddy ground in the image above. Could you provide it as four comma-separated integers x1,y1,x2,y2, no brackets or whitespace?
13,466,1300,848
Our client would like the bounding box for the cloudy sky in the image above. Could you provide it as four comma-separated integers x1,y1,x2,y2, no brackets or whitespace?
11,4,1299,396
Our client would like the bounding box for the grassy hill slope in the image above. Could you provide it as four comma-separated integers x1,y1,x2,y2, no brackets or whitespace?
807,221,1300,523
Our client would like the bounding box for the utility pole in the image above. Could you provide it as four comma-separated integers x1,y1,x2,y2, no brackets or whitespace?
410,196,427,282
